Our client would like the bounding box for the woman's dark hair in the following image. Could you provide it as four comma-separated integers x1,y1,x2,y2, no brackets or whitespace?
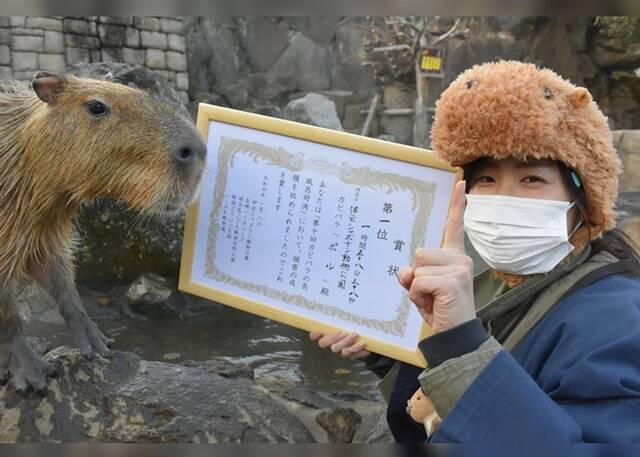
462,158,640,276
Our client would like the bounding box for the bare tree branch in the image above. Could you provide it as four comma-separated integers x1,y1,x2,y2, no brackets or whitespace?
431,18,461,45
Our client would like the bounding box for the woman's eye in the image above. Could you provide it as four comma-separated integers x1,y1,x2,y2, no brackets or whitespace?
86,101,108,116
476,175,495,184
522,176,545,184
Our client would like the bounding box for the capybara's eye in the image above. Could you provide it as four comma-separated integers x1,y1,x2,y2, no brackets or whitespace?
543,87,553,99
466,80,476,89
86,100,108,117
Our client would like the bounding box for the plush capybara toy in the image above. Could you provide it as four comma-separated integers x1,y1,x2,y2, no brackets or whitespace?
0,72,206,395
407,387,441,436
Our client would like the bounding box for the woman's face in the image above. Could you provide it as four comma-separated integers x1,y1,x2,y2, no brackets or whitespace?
468,157,578,230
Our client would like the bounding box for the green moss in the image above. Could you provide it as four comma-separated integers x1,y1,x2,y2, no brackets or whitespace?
611,70,640,101
597,17,640,42
73,199,182,291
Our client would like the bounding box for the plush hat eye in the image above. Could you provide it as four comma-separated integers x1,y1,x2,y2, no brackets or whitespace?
466,80,477,89
543,86,553,99
86,100,108,117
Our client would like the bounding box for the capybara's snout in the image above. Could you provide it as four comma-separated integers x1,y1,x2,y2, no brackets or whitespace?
163,118,207,211
172,135,206,168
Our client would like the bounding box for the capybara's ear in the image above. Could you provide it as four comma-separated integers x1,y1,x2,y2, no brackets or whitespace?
568,87,592,109
32,72,67,104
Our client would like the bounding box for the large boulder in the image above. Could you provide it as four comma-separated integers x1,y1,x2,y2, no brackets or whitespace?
612,130,640,193
592,17,640,70
330,18,377,97
184,17,252,106
284,93,343,130
184,17,360,110
264,32,333,96
238,17,291,73
0,347,314,443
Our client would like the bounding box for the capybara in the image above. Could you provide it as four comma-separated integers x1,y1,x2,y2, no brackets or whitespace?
0,72,206,395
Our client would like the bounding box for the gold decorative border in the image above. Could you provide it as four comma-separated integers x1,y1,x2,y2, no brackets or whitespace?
203,136,436,337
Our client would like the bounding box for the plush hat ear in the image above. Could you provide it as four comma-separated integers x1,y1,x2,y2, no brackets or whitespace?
31,71,67,104
568,87,592,109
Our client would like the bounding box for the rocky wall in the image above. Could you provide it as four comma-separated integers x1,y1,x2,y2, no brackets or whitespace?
0,16,189,104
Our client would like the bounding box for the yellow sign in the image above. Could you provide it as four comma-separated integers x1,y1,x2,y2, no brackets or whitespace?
419,48,445,77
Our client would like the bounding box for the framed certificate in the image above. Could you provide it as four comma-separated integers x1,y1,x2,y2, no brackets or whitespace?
179,104,461,367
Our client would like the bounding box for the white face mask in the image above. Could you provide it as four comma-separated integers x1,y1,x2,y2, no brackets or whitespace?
463,194,580,275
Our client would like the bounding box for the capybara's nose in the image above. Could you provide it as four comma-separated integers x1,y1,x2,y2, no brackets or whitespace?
173,141,206,165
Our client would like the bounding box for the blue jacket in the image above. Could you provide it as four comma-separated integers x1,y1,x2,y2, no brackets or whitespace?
432,273,640,442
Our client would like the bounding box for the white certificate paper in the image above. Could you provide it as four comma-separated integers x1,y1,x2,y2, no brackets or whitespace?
180,106,459,366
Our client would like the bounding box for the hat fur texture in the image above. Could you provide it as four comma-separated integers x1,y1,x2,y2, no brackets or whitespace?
431,60,622,239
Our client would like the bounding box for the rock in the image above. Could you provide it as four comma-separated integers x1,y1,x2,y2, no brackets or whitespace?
66,62,189,118
185,17,375,110
184,17,252,104
164,291,225,317
256,377,334,410
284,93,343,130
608,73,640,130
127,273,173,306
592,17,640,70
315,407,362,443
292,89,356,121
352,405,394,443
239,17,290,73
265,32,333,94
0,347,314,443
98,277,222,320
613,130,640,192
377,134,397,143
279,17,339,47
122,274,225,319
331,18,376,97
74,198,185,290
616,190,640,222
619,217,640,246
15,280,64,325
15,280,126,329
520,18,598,87
185,358,255,381
250,103,282,118
162,352,181,361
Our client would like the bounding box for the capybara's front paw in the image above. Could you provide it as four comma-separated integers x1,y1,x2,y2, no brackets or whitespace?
2,334,57,396
65,311,113,360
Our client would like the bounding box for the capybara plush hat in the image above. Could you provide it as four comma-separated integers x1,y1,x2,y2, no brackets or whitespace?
431,60,622,239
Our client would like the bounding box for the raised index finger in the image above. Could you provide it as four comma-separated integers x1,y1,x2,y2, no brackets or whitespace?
442,180,466,252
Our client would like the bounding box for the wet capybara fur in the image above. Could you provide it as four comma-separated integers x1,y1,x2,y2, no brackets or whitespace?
0,72,206,395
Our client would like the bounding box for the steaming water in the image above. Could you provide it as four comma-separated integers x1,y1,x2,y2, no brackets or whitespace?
35,304,382,397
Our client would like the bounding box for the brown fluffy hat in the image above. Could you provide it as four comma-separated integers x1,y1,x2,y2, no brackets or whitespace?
431,60,622,239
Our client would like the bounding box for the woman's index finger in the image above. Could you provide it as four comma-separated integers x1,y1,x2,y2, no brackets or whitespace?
442,180,466,252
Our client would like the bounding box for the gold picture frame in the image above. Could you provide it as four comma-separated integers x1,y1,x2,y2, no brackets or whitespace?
179,103,462,368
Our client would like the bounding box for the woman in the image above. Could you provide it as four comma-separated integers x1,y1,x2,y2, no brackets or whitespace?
310,61,640,442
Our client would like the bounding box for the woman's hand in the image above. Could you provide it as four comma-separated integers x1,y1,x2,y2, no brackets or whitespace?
397,181,476,334
309,330,370,360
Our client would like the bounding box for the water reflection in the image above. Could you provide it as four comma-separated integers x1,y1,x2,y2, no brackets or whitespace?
91,305,381,396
